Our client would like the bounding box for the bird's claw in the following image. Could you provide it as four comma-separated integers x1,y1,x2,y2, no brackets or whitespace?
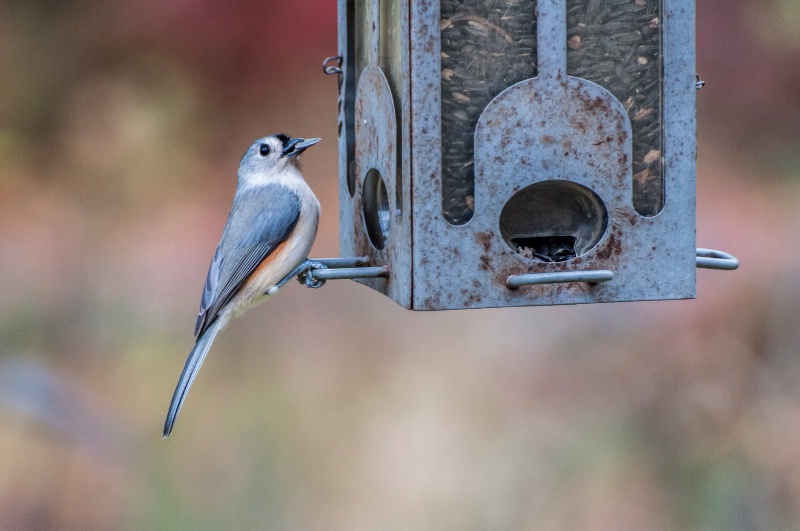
296,260,327,289
273,260,327,292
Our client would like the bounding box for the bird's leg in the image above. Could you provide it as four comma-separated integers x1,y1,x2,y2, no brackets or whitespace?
272,260,328,292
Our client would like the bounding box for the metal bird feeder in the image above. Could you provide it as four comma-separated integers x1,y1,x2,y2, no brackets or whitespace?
320,0,737,310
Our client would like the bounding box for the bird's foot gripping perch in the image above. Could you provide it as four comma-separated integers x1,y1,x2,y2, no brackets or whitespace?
274,260,329,291
296,261,328,288
271,256,389,294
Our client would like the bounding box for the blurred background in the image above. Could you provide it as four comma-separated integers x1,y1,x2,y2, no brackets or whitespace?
1,1,799,529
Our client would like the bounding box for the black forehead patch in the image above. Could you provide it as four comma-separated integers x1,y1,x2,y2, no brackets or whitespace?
275,133,291,147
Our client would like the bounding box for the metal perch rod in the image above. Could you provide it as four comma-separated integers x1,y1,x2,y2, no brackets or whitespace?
307,257,389,282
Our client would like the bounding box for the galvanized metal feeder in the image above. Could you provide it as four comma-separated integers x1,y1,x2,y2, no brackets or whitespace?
315,0,737,310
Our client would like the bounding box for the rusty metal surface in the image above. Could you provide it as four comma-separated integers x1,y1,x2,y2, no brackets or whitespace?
341,0,699,310
408,0,697,310
339,0,412,308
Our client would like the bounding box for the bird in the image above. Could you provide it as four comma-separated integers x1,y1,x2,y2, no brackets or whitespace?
163,134,322,438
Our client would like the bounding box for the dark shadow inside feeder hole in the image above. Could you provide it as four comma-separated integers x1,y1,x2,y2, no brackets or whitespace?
363,169,390,250
500,180,608,263
511,236,578,262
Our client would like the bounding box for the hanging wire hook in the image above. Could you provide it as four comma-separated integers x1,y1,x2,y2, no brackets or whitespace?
695,74,706,89
323,56,343,75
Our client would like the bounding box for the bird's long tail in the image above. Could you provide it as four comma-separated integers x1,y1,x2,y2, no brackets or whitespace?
163,318,225,438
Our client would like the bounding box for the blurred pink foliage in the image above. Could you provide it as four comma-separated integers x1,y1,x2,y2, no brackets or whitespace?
124,1,337,82
1,1,800,530
698,0,800,158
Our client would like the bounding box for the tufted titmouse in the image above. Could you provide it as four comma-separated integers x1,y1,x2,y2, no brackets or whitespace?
163,134,322,438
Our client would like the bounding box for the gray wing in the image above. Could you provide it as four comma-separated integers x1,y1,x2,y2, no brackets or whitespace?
194,185,301,337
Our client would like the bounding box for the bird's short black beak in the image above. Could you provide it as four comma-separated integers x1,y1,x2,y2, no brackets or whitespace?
281,137,321,158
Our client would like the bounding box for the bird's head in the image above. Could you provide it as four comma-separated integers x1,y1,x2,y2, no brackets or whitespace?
238,134,320,185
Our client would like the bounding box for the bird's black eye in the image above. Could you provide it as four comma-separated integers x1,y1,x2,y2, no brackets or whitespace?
258,144,271,157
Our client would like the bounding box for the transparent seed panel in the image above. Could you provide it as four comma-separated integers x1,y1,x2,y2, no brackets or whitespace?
379,0,403,218
566,0,664,216
440,0,538,225
350,0,373,195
